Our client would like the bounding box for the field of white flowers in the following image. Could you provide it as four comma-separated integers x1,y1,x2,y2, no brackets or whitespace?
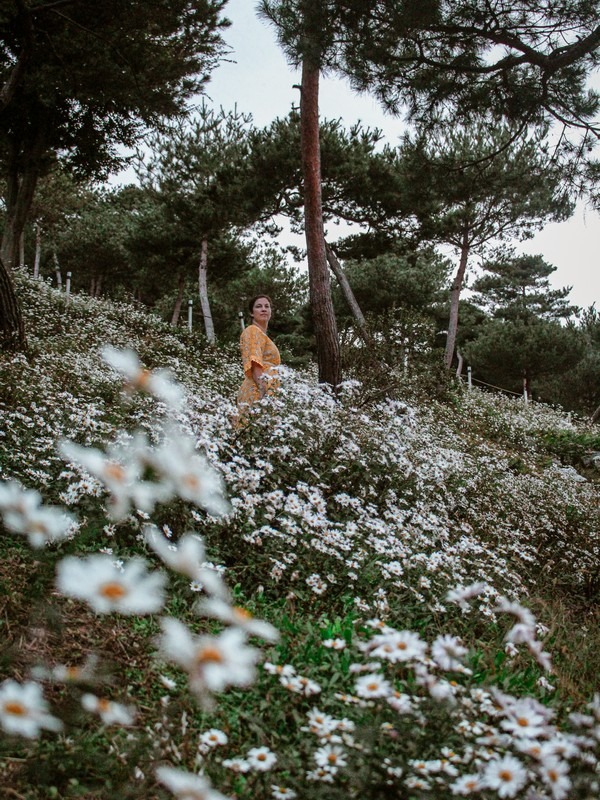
1,271,599,800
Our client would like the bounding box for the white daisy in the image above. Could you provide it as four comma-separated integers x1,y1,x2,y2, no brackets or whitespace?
314,744,348,769
355,673,393,699
0,680,62,738
368,630,427,663
322,638,346,650
56,554,166,615
200,729,228,748
247,746,277,771
483,755,528,798
102,347,185,409
271,786,297,799
158,618,259,694
432,635,468,671
156,765,228,800
538,758,571,800
194,597,279,642
81,694,136,726
145,528,228,598
450,774,482,795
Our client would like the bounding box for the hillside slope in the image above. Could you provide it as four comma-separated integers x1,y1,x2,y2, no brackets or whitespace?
1,273,599,800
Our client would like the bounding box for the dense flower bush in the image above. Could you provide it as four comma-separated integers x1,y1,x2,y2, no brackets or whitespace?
1,273,599,799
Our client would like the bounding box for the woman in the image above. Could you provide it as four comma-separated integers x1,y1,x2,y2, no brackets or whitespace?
237,294,281,412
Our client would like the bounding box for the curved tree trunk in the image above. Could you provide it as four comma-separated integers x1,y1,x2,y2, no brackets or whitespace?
0,255,26,351
444,228,470,369
325,241,371,345
198,237,215,344
171,271,185,327
300,58,340,387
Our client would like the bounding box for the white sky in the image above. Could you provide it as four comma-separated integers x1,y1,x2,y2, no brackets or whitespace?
190,0,600,308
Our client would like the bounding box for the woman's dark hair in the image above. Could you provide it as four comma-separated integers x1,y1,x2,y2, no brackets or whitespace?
248,294,273,316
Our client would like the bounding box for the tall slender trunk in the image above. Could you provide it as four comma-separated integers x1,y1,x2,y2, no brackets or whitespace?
171,271,185,327
325,241,371,345
0,255,26,351
18,231,25,268
198,237,215,344
300,58,340,387
95,276,102,298
53,251,62,288
1,128,47,268
444,228,470,369
33,222,41,278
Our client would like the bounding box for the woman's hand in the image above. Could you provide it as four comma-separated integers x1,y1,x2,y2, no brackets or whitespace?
251,363,267,398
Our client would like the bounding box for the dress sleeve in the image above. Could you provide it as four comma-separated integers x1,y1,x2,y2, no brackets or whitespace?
240,326,265,378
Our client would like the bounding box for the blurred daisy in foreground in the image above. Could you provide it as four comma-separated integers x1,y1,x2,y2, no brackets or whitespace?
0,480,75,548
156,765,229,800
102,346,185,409
194,597,279,642
81,694,136,726
56,554,166,615
0,680,62,738
145,528,228,599
158,618,259,696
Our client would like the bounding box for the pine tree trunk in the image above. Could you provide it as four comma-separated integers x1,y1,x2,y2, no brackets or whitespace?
33,222,41,278
301,58,340,387
0,254,26,351
198,237,215,344
325,241,371,345
53,251,62,288
95,276,102,298
1,129,46,268
18,231,25,268
444,229,470,369
171,271,185,327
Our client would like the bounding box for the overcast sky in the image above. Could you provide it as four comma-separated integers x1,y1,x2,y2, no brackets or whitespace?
202,0,600,308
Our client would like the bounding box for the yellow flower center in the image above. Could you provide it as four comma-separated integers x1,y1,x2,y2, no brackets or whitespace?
99,582,127,600
135,369,153,389
233,607,252,620
327,753,338,764
396,642,407,650
97,698,112,712
104,462,126,482
183,474,200,490
499,770,513,782
4,701,26,716
517,717,530,727
367,682,379,691
197,646,223,664
548,770,558,783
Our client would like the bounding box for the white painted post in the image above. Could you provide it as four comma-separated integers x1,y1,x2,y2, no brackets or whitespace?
65,271,72,297
238,310,245,331
187,299,193,332
523,381,528,404
467,366,472,389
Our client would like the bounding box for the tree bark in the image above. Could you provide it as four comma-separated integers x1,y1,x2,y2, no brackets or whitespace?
0,255,27,351
325,241,371,345
33,222,41,278
53,251,62,288
591,404,600,425
300,58,341,387
444,228,470,369
1,126,48,269
198,237,215,344
171,271,185,327
18,231,25,268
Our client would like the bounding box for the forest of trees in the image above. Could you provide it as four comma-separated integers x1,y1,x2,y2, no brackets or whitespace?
1,0,600,415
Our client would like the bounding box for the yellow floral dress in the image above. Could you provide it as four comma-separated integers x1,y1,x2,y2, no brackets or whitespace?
237,324,281,410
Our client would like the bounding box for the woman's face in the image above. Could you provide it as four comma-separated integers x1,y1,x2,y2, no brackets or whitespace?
252,297,272,326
